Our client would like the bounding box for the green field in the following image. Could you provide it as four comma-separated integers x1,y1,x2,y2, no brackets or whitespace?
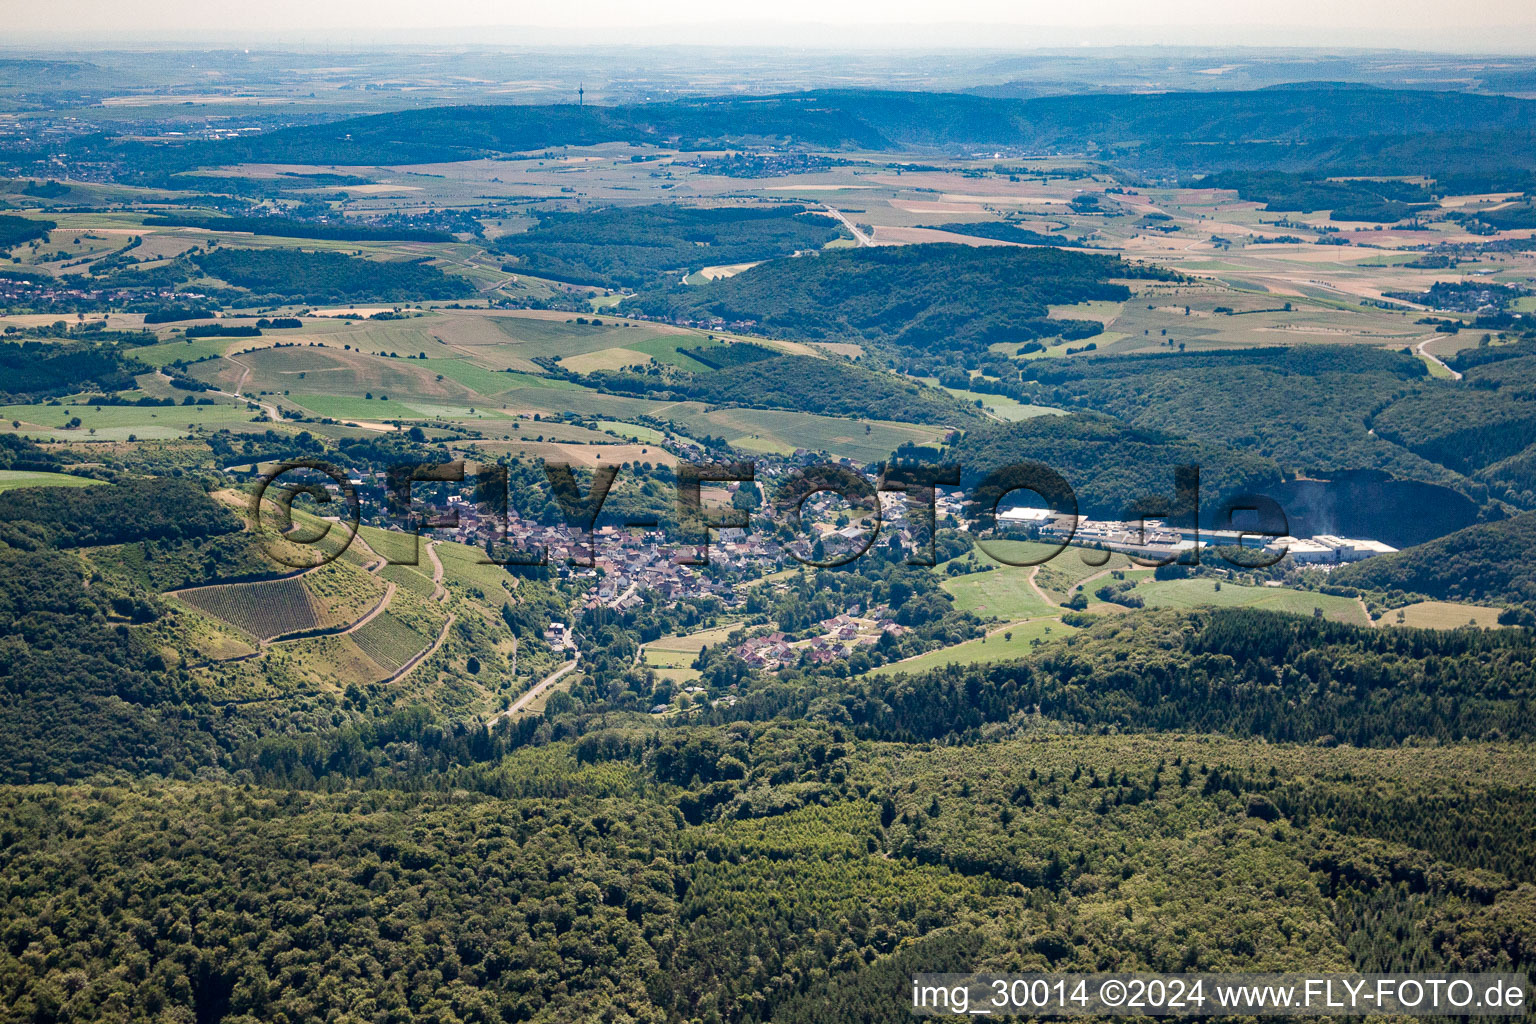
941,567,1059,620
287,394,492,421
349,611,431,671
130,337,233,367
0,401,256,441
866,618,1076,676
173,575,319,640
435,539,516,594
357,525,423,565
1380,600,1504,629
595,420,668,444
380,562,439,598
484,316,687,368
941,388,1068,422
1034,549,1135,599
0,470,105,493
1133,578,1370,626
418,356,532,395
679,407,945,463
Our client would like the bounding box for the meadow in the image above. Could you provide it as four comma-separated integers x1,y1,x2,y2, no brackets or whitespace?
1380,600,1505,629
940,567,1060,620
0,400,257,441
866,617,1076,676
0,470,103,493
1132,577,1371,626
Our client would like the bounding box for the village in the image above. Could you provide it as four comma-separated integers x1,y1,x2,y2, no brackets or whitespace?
278,454,1400,679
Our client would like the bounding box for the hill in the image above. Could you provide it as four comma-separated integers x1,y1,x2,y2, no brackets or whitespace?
623,244,1168,365
108,86,1536,182
494,204,846,290
579,353,978,426
1332,510,1536,604
938,411,1283,520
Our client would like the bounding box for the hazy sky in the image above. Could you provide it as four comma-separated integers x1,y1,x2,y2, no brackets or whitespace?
13,0,1536,50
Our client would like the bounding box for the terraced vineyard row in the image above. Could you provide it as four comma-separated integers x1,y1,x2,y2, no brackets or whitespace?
349,611,432,672
380,562,438,599
174,575,319,640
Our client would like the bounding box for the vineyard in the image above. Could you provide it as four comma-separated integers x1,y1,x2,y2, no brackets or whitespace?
350,611,432,672
174,575,318,640
380,562,438,599
300,560,391,627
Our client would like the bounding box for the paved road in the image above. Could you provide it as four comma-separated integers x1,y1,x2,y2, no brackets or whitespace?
1415,336,1463,380
822,204,874,246
490,656,580,724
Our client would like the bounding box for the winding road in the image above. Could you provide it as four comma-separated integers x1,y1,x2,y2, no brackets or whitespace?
1415,336,1463,380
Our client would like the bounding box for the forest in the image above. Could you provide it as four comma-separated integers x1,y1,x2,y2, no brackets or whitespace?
1020,346,1479,499
142,213,457,243
495,205,845,289
0,336,149,403
189,248,477,304
919,221,1086,246
0,214,54,249
623,244,1168,361
578,353,976,426
1332,510,1536,605
1196,171,1438,221
4,570,1536,1023
940,412,1282,521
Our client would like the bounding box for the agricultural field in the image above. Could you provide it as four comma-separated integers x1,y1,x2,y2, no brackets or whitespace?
866,617,1076,676
350,610,433,672
0,470,103,493
1033,547,1136,599
356,525,423,566
434,539,518,595
1379,600,1505,629
189,632,397,701
130,336,237,367
594,420,668,444
172,574,320,640
673,406,946,462
0,400,257,442
380,561,439,599
640,623,741,684
1132,577,1371,626
939,387,1068,422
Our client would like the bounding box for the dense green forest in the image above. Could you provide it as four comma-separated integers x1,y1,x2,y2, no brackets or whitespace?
1196,171,1438,221
496,205,845,289
624,244,1168,363
0,337,150,403
918,222,1086,246
142,213,457,243
1370,354,1536,504
939,412,1282,520
1332,510,1536,604
1022,346,1471,491
0,477,239,550
3,562,1536,1022
580,353,977,426
0,214,54,249
190,248,477,303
